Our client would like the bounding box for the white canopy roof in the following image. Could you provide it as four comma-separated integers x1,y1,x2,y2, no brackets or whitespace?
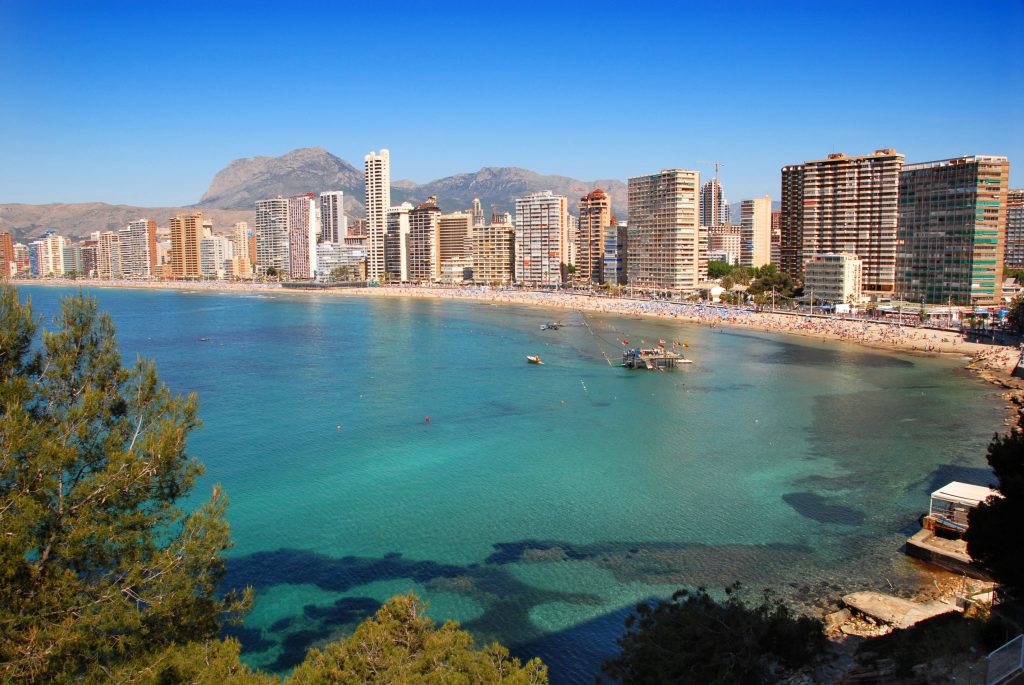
931,481,1001,508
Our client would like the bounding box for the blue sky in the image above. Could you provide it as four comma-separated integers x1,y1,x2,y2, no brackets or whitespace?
1,0,1021,207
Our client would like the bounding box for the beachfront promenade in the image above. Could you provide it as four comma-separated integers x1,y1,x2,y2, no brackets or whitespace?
13,278,1022,374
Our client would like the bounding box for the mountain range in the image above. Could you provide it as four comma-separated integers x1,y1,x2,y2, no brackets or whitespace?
198,147,629,219
3,147,775,242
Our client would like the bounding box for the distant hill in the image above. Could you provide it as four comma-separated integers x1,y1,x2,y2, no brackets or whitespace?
196,147,628,217
0,203,252,243
199,147,364,213
1,147,632,241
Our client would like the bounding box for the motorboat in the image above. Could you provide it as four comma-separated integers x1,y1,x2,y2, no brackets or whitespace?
527,355,544,365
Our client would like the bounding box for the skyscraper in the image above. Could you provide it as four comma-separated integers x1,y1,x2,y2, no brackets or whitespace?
515,191,569,286
0,232,14,277
739,196,772,268
408,197,441,283
288,193,317,279
364,149,391,281
95,231,121,279
319,191,347,243
255,198,289,276
578,189,611,284
119,219,156,277
385,203,413,282
700,179,729,227
200,235,234,279
1006,189,1024,270
627,169,702,291
896,155,1009,305
780,149,903,293
169,212,203,277
770,210,781,266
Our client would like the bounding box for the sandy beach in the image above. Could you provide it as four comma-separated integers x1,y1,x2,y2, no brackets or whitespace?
13,277,1023,375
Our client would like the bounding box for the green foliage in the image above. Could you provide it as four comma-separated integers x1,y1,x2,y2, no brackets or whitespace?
601,584,826,685
289,593,548,685
1005,294,1024,334
102,639,277,685
707,261,732,279
966,419,1024,594
0,285,250,683
747,264,795,298
1004,268,1024,283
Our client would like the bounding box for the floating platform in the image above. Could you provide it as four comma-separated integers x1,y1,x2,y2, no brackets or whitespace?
621,347,687,370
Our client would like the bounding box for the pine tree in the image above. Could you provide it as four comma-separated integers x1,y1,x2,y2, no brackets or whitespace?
0,285,250,682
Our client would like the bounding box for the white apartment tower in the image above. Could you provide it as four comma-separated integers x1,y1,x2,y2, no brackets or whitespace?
364,149,391,281
627,169,702,291
119,219,155,277
255,197,290,276
200,235,234,279
739,196,773,268
515,191,569,286
319,191,347,243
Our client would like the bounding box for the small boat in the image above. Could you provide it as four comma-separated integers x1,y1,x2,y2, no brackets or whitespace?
527,355,544,365
677,358,694,365
540,322,562,330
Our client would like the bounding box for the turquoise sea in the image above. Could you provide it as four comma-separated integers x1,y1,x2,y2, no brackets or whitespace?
19,285,1003,683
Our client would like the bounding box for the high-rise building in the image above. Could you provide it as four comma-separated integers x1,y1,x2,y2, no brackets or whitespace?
119,219,156,277
364,149,391,281
740,196,772,268
0,232,14,277
700,179,729,227
780,149,903,292
230,222,253,263
770,210,781,266
1006,189,1024,270
95,231,121,279
438,211,472,277
200,235,234,279
169,212,203,277
470,214,514,285
319,191,347,243
31,233,66,277
627,169,702,291
515,191,569,286
287,193,318,279
255,198,289,276
385,203,413,282
13,243,30,276
62,243,84,276
896,155,1009,305
603,219,628,286
408,197,441,283
577,189,611,284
